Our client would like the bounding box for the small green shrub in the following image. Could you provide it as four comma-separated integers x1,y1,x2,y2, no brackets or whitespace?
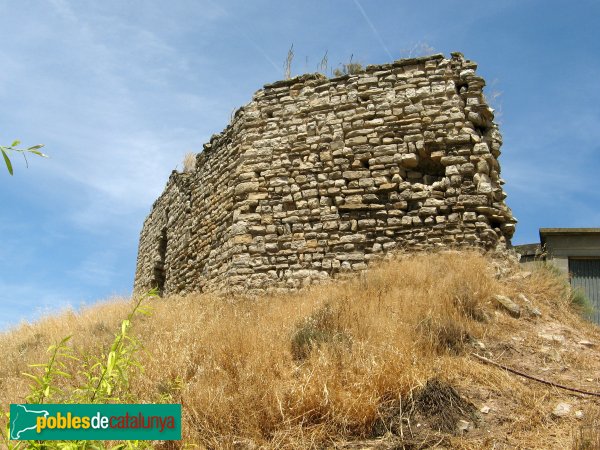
536,261,564,279
23,335,75,405
332,54,363,77
570,287,595,317
533,262,595,319
0,290,157,449
333,62,364,77
533,261,571,300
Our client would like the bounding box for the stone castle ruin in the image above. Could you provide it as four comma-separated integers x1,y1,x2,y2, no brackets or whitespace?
134,52,516,295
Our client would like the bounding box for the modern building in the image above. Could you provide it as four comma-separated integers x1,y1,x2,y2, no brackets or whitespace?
514,228,600,324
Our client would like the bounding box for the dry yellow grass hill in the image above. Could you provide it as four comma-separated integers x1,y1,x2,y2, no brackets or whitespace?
1,250,599,449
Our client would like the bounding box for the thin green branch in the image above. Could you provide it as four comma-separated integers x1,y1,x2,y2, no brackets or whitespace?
1,140,47,175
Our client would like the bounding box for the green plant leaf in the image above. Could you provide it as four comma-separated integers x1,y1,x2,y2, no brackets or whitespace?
28,150,49,158
106,351,116,376
54,371,72,378
21,373,43,385
11,140,20,147
1,149,13,175
121,319,130,335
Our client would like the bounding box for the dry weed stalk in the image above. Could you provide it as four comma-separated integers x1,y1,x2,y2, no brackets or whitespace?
182,152,196,173
284,44,294,80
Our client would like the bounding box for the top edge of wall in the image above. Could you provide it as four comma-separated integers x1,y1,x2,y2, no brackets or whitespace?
262,53,459,90
180,52,478,172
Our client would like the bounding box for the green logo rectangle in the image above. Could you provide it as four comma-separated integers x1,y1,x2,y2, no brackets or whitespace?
10,404,181,441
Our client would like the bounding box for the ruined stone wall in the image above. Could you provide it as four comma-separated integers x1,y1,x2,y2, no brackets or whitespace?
134,52,516,295
134,133,240,294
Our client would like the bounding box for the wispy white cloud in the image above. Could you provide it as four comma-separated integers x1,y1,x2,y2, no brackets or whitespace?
3,2,228,235
202,0,282,75
68,251,118,287
48,0,78,22
0,281,78,331
245,35,283,74
0,1,233,329
58,131,201,232
352,0,393,60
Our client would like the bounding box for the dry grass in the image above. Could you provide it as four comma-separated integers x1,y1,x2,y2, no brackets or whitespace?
1,250,599,449
182,152,196,173
573,406,600,450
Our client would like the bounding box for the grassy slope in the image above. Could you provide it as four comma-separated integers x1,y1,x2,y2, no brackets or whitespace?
1,251,599,449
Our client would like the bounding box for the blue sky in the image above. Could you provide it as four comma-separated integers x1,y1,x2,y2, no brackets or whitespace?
1,0,599,330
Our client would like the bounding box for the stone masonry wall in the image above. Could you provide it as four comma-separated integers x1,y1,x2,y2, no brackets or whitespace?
134,52,516,295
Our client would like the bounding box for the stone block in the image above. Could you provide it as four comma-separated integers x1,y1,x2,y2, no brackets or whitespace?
400,154,419,168
235,181,259,195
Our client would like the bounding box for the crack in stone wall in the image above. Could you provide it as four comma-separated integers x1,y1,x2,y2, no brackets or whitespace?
134,52,516,295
